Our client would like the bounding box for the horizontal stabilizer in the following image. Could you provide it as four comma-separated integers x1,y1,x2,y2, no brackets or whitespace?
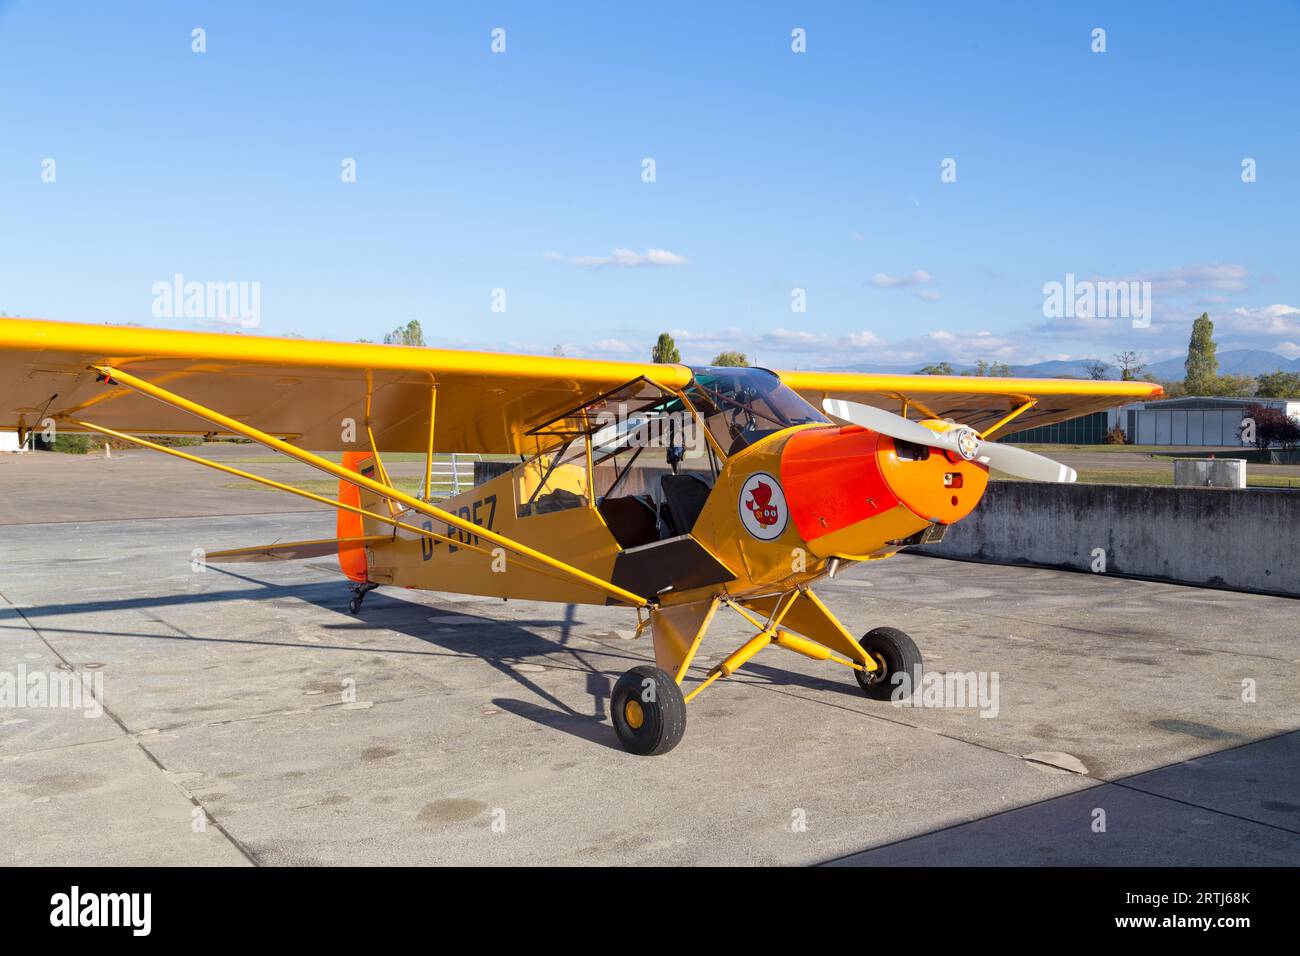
204,536,388,564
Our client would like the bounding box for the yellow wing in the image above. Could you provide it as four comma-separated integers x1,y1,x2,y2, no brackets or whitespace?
0,318,693,453
778,370,1164,436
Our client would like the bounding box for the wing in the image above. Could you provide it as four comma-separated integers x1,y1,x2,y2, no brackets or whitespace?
777,370,1164,436
0,318,693,453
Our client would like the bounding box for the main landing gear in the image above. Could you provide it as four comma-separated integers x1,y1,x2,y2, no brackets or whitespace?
610,665,687,756
854,626,923,701
347,581,379,615
609,590,926,756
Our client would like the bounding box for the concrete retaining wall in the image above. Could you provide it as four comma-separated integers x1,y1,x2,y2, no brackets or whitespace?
914,482,1300,598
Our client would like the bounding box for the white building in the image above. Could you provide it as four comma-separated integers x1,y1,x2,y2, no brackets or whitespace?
0,431,22,452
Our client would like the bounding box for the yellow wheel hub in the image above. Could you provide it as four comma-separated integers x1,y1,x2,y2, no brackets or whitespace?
863,652,888,684
624,698,645,730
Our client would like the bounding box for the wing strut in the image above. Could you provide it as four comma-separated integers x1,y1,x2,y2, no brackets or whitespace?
84,364,650,608
423,381,437,501
979,399,1037,439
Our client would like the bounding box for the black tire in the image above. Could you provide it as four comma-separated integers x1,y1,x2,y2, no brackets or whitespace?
348,597,361,615
610,665,687,756
854,626,923,701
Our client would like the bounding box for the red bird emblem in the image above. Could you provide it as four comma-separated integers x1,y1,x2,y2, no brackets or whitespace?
745,480,780,527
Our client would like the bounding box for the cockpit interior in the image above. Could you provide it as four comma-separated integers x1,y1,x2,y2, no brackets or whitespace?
515,367,829,551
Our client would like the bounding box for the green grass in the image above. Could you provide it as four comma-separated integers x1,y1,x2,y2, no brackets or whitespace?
50,435,92,454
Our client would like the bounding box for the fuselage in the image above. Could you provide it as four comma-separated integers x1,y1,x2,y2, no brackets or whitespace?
338,368,990,606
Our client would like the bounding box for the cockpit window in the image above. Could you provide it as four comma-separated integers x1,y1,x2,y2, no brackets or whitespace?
684,367,829,455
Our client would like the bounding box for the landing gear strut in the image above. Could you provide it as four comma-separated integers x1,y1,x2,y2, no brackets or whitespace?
612,591,925,755
348,581,378,615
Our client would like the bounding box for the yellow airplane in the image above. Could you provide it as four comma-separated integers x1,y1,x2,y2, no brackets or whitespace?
0,318,1162,754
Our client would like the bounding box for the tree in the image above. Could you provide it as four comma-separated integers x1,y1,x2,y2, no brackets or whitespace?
1243,403,1300,449
1256,371,1300,399
384,320,425,347
916,362,954,375
961,360,1012,377
1183,313,1218,394
651,332,680,364
1113,351,1147,381
710,350,748,367
1204,374,1256,398
1084,360,1109,380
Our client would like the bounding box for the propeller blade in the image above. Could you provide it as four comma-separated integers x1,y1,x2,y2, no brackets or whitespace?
821,397,1077,483
822,398,945,448
974,442,1077,483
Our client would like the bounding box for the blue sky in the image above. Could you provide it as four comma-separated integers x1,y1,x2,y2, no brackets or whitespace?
1,0,1297,370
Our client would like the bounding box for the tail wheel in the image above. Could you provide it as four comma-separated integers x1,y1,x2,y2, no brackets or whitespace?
855,626,923,701
611,665,687,756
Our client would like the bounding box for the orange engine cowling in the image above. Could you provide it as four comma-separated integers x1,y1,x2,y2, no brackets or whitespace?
780,424,989,559
337,451,373,583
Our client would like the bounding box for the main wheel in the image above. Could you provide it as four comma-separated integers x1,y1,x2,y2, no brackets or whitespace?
854,626,923,701
610,665,687,756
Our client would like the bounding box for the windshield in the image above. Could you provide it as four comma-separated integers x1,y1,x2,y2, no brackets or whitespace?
684,367,828,455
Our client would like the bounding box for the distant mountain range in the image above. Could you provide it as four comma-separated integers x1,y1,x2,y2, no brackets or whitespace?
821,349,1300,381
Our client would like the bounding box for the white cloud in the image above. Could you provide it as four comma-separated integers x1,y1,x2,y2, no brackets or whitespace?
766,327,824,346
453,257,1291,370
544,247,686,268
849,330,883,347
1229,303,1300,336
1030,264,1257,346
489,321,1258,372
895,329,1017,364
666,326,746,349
1142,263,1248,295
868,269,932,288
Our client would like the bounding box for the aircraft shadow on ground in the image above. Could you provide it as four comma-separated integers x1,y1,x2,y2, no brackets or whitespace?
4,565,868,752
3,567,644,750
820,729,1300,866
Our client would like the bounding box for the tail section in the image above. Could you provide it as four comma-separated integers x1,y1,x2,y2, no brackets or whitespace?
338,451,391,583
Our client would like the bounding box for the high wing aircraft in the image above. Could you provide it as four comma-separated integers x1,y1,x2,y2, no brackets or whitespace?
0,318,1163,755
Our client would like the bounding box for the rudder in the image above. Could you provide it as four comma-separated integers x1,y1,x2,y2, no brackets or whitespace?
338,451,390,582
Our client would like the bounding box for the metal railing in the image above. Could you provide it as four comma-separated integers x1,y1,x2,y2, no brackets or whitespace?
427,453,480,498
